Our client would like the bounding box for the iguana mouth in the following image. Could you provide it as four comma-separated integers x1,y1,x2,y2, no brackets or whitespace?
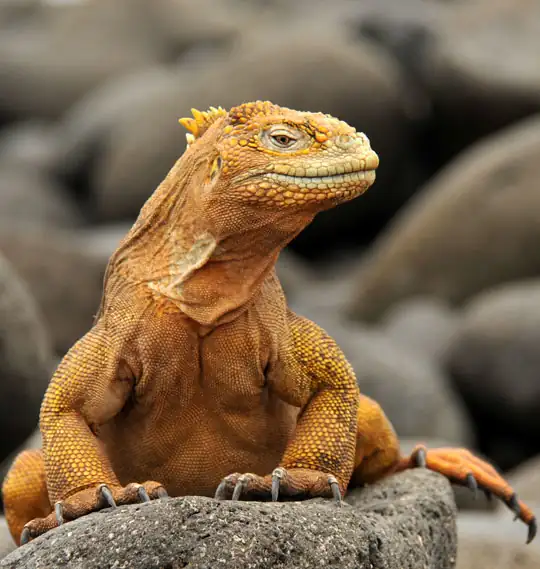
265,169,376,186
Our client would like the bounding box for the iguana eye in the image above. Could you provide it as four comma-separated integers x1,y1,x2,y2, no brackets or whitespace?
261,126,307,151
271,133,296,147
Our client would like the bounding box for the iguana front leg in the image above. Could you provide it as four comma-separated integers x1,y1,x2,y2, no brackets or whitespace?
215,313,360,501
16,325,167,544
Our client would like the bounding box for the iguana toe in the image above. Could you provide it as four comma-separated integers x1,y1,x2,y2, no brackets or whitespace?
398,444,537,544
19,480,167,544
214,468,345,502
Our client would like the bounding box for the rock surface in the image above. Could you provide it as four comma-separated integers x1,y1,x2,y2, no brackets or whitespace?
456,510,540,569
445,280,540,469
0,228,106,354
0,253,53,460
349,114,540,323
503,454,540,508
354,0,540,167
1,469,457,569
0,162,82,229
380,297,460,363
0,517,15,561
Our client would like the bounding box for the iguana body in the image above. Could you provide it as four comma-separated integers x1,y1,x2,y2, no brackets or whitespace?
2,101,536,545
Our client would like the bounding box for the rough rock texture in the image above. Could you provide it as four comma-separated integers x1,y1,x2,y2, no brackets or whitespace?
349,114,540,323
445,280,540,469
0,253,53,460
380,297,460,362
0,228,106,354
1,470,457,569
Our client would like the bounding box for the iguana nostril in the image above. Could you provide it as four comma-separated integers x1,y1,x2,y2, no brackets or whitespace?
336,134,354,149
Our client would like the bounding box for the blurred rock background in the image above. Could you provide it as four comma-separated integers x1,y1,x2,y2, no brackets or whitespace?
0,0,539,566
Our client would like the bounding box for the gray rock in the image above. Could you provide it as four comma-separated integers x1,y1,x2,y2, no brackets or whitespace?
1,469,457,569
349,114,540,323
352,0,540,165
456,510,540,569
503,454,540,508
380,297,461,362
0,253,53,460
0,122,62,174
0,429,41,494
0,517,15,561
444,280,540,468
0,0,165,119
0,162,82,229
0,227,106,354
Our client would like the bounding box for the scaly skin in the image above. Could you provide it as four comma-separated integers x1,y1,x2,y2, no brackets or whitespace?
2,101,536,545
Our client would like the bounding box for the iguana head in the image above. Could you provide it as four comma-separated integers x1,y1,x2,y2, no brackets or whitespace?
106,102,379,324
178,101,379,234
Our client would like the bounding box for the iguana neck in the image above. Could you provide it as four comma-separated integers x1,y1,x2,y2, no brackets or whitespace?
107,165,307,327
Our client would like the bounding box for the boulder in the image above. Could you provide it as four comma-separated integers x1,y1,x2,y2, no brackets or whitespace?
0,162,82,229
349,114,540,323
1,469,457,569
0,0,166,120
503,454,540,509
0,253,53,461
456,510,540,569
0,228,106,355
0,429,41,496
0,121,62,174
444,280,540,470
380,297,461,362
0,517,15,561
354,0,540,166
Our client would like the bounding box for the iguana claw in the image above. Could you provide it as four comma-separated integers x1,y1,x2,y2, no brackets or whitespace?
232,475,249,501
137,486,151,502
328,475,342,506
20,527,30,546
465,473,478,497
271,467,285,502
54,502,64,526
528,518,537,544
98,484,117,508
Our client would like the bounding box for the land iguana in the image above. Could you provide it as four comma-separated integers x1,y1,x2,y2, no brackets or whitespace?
2,101,536,546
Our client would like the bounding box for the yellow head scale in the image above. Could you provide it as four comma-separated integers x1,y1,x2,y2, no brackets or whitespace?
179,106,227,146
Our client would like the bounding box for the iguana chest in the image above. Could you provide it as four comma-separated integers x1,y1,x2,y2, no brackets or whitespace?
100,299,299,495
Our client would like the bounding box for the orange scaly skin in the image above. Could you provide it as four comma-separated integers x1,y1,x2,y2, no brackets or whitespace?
2,101,536,546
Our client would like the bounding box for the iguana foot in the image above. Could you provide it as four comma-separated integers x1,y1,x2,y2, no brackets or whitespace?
214,467,343,504
400,444,537,544
20,481,168,544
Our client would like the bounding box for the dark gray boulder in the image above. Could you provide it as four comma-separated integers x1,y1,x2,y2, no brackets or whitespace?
1,470,457,569
0,253,53,461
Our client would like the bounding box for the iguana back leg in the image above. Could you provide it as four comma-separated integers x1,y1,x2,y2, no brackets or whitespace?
2,449,51,545
351,394,537,543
